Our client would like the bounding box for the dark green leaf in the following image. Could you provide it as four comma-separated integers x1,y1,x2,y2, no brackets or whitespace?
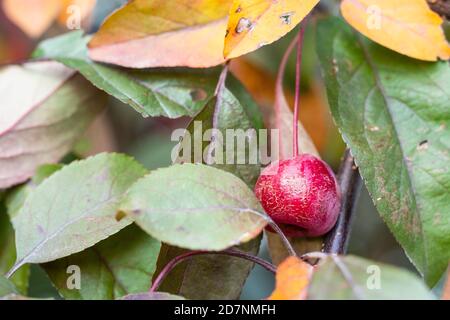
43,224,161,300
317,17,450,286
0,206,29,295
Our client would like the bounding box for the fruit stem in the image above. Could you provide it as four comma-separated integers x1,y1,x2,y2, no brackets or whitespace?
323,149,362,254
293,22,307,157
149,248,277,293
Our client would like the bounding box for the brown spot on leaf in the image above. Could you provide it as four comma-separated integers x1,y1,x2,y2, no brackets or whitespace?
280,11,295,25
115,211,127,222
190,89,207,101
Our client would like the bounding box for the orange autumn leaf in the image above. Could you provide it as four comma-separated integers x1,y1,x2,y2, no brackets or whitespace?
2,0,61,38
268,256,313,300
89,0,233,68
2,0,96,38
224,0,319,59
341,0,450,61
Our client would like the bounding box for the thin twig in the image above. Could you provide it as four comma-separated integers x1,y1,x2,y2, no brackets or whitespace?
149,248,277,293
323,149,362,254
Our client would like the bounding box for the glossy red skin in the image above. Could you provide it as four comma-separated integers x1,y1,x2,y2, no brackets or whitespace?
255,154,341,237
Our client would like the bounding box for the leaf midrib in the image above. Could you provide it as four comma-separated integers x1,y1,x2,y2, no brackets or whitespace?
353,32,429,275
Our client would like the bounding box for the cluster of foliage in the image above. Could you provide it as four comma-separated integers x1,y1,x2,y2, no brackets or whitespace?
0,0,449,300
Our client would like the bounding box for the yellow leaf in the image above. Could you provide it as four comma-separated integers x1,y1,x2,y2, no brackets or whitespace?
341,0,450,61
268,256,313,300
224,0,319,59
2,0,61,38
89,0,233,68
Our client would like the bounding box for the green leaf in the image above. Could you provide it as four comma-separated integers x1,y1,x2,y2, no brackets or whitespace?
6,164,63,221
0,206,29,295
120,164,267,251
42,224,161,300
0,275,17,297
308,255,434,300
10,153,148,273
0,62,106,189
161,75,264,299
317,17,450,286
33,31,217,118
177,87,262,188
120,292,185,300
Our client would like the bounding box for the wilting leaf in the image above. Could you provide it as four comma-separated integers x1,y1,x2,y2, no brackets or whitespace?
88,0,233,68
10,153,148,274
0,275,17,297
34,31,217,118
341,0,450,61
308,255,434,299
224,0,319,58
2,0,95,38
43,224,161,300
268,256,312,300
0,61,106,189
121,164,267,251
317,17,450,286
0,205,29,295
120,292,185,300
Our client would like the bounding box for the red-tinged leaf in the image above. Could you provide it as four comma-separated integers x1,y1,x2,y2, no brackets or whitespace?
88,0,233,68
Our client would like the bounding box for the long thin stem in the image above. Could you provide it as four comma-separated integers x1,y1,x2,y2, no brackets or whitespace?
323,149,362,254
275,33,297,160
293,22,307,157
150,248,277,293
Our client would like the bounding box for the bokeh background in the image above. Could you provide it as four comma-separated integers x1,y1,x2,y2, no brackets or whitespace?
3,0,445,299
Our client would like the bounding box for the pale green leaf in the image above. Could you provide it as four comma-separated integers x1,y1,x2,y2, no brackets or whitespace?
120,164,267,251
11,153,148,273
0,62,106,189
308,255,434,300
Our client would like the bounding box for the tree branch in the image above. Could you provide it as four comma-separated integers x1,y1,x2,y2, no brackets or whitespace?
323,149,362,254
